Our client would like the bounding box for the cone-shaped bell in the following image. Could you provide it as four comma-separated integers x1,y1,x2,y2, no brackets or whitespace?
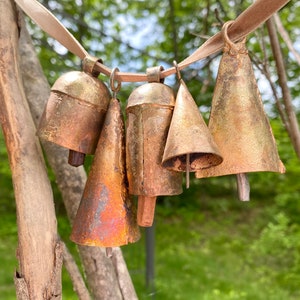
162,80,223,172
70,98,140,247
38,56,111,166
196,22,285,183
126,77,183,227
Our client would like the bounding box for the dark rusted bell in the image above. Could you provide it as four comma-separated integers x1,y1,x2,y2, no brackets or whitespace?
126,66,182,227
196,21,285,201
70,97,140,247
37,56,111,166
162,67,223,188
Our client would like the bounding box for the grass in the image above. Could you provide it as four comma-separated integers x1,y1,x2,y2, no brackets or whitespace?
122,199,300,300
1,181,300,299
1,189,300,299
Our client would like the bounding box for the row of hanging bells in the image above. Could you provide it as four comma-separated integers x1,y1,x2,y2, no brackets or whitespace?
37,21,285,249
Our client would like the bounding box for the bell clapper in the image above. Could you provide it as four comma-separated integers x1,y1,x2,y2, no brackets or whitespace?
186,153,190,189
68,150,86,167
236,173,250,201
137,195,157,227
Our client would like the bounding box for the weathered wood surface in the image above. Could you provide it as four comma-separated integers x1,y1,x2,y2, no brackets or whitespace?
0,0,61,299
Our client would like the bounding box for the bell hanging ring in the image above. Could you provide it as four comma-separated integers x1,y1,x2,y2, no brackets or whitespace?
162,61,223,188
126,66,182,227
37,55,111,166
71,70,140,247
196,21,285,201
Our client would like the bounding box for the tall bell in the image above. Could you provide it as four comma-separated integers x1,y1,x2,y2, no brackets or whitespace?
126,66,182,227
162,68,223,188
196,21,285,200
38,56,111,166
70,97,140,247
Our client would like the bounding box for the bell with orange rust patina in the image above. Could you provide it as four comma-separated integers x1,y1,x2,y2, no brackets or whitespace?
162,62,223,188
196,21,285,201
70,92,140,247
126,66,182,227
38,55,111,166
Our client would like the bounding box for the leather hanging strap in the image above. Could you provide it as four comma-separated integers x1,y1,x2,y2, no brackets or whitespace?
15,0,290,82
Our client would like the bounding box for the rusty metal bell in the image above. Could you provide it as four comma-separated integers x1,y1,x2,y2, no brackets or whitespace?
162,65,223,188
70,96,140,247
37,55,111,166
126,66,183,227
196,21,285,200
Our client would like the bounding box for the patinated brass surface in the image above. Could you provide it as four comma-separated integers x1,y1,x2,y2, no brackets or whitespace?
70,98,140,247
196,22,285,181
126,82,183,197
126,82,183,226
162,79,223,172
38,70,110,155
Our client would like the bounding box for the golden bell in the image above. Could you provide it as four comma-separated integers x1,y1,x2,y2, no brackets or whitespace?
37,56,111,166
126,67,183,227
162,77,223,176
70,97,140,247
196,21,285,200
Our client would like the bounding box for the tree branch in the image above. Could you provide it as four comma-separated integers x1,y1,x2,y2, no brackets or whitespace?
62,241,91,300
273,13,300,66
266,17,300,159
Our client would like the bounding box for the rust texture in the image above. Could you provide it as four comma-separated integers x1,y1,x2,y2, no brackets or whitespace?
196,22,285,181
70,98,140,247
126,82,183,226
38,70,111,155
162,79,223,172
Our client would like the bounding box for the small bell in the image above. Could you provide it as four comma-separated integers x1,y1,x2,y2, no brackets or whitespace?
38,55,111,166
70,71,140,246
162,62,223,188
196,21,285,200
126,66,182,227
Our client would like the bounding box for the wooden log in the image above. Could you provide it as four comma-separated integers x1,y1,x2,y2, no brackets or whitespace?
0,0,61,299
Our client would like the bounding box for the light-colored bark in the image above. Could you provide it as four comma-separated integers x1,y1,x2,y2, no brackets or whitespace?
62,242,91,300
0,0,61,299
266,17,300,159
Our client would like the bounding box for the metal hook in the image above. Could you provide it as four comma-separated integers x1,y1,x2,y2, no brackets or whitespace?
110,67,121,98
173,60,182,81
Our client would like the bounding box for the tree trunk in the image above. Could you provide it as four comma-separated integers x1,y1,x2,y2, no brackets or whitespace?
0,0,62,299
17,7,138,300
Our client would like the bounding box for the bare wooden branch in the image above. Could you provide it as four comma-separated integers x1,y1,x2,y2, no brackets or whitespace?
111,248,139,300
0,1,61,298
61,241,91,300
266,17,300,159
273,13,300,66
249,50,290,132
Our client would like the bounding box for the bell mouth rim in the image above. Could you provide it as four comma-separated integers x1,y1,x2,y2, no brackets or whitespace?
162,152,223,172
